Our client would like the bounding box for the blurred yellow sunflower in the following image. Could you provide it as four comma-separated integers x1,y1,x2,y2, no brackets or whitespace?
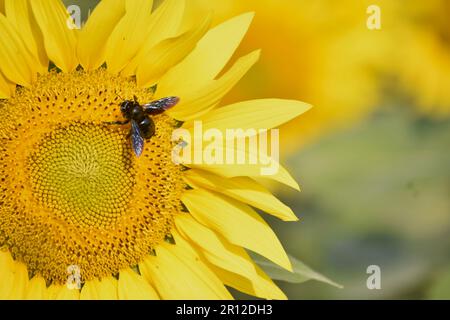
184,0,390,154
0,0,310,300
387,0,450,117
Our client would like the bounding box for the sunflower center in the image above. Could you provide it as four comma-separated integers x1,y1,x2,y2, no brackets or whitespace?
0,70,186,285
29,123,135,228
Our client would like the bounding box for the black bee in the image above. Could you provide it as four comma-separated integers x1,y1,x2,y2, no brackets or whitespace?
110,96,180,157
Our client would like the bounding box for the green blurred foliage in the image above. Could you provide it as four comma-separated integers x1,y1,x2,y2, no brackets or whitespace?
427,268,450,299
273,103,450,299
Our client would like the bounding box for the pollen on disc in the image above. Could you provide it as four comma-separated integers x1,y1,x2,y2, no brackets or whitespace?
0,69,187,285
28,123,134,228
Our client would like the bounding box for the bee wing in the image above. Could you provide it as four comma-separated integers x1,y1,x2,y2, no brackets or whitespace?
131,120,145,157
142,96,180,115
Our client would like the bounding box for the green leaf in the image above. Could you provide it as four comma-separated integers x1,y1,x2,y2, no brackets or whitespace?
251,253,343,289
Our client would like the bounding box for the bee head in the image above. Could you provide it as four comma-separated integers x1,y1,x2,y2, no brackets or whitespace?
120,101,134,119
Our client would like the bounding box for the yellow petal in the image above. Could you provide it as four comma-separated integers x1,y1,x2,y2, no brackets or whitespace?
211,263,287,300
105,0,154,74
182,189,292,271
25,276,48,300
184,99,312,133
80,276,118,300
175,215,287,299
0,71,13,98
184,169,298,221
31,0,78,72
122,0,186,76
0,0,4,13
165,50,260,121
136,13,211,88
77,0,126,70
0,251,15,299
186,144,300,191
157,12,254,94
118,268,159,300
0,14,37,86
6,260,29,299
140,234,233,300
5,0,48,73
47,285,80,300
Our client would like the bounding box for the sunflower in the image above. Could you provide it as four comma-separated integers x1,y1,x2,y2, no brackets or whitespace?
0,0,310,300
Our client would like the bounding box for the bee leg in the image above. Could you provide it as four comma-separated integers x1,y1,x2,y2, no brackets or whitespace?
104,120,130,125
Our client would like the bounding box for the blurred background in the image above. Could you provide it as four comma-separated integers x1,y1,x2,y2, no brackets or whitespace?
69,0,450,299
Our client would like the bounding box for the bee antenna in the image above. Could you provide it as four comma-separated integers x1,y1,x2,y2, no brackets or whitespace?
114,90,125,101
